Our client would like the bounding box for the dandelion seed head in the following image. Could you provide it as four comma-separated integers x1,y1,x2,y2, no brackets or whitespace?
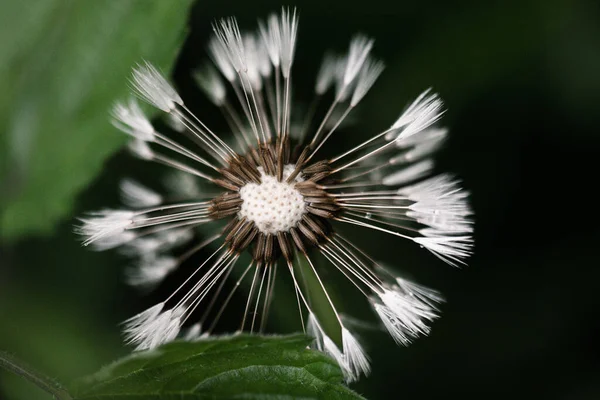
77,7,474,380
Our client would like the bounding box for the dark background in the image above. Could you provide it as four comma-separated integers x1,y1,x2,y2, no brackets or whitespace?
2,0,600,399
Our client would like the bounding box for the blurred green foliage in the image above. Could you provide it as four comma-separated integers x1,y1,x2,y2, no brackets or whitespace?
0,0,192,239
2,0,600,399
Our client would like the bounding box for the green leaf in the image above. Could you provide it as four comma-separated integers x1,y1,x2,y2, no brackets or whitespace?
71,334,364,400
0,0,193,240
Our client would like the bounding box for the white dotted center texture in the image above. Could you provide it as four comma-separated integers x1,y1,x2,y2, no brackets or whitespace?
239,164,306,235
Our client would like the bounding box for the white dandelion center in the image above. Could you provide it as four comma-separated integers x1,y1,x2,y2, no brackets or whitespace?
238,164,306,234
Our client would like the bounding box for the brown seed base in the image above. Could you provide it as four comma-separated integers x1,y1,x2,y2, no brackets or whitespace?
208,137,340,263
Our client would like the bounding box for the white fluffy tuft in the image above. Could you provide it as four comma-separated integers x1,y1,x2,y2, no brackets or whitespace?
382,159,434,186
307,314,369,382
121,228,193,257
395,126,448,148
413,235,473,267
404,176,472,224
183,323,203,341
242,33,264,90
123,304,182,351
307,313,324,351
350,57,384,107
89,231,136,251
323,334,353,382
213,18,246,74
343,35,374,86
76,210,135,247
399,139,445,163
111,99,155,141
120,179,163,208
193,63,227,106
396,278,445,307
388,90,445,140
373,285,441,346
130,62,182,112
128,139,154,160
341,328,371,380
258,8,298,78
278,8,298,78
208,37,237,82
163,171,201,199
259,13,281,68
315,52,339,95
126,256,178,288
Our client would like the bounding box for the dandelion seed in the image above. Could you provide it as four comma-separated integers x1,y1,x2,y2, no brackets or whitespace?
130,62,182,112
120,179,163,208
315,52,339,95
342,328,371,379
193,63,227,106
111,99,155,141
126,256,178,289
77,8,473,381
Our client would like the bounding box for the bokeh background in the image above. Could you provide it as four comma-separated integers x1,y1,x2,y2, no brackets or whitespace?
2,0,600,399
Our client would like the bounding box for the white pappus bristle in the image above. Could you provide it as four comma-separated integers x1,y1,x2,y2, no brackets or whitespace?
183,323,203,340
413,235,473,267
396,277,445,308
193,63,227,106
341,328,371,379
242,33,263,90
350,57,385,107
396,138,445,163
315,52,338,95
163,171,201,198
383,159,434,186
120,179,163,208
213,18,246,74
76,210,136,247
387,89,444,141
278,7,298,78
130,62,182,112
111,98,155,141
123,304,182,351
372,287,441,346
395,127,448,149
90,231,136,251
307,312,324,351
120,229,192,257
343,34,374,87
323,334,353,382
128,139,154,160
258,13,281,69
403,176,473,231
126,256,178,288
208,37,237,82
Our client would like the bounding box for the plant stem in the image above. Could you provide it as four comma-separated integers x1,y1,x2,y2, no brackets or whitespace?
0,351,72,400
